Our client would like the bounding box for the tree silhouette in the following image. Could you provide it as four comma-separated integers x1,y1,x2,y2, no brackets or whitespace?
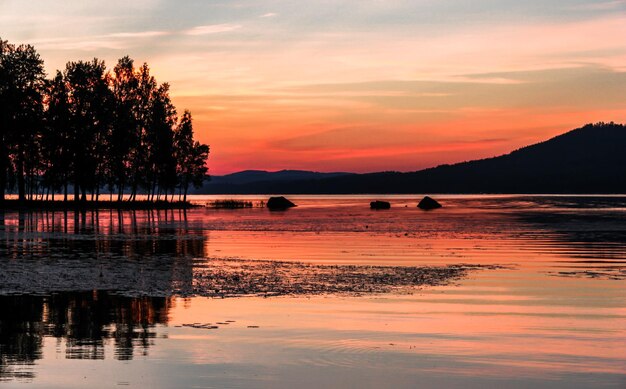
0,38,210,205
42,71,72,200
174,111,209,202
110,56,140,201
63,59,113,202
0,40,46,202
0,39,8,203
146,83,177,201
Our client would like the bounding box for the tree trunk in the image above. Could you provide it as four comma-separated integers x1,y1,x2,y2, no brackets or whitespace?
74,178,80,203
17,159,25,202
0,142,6,203
0,173,5,203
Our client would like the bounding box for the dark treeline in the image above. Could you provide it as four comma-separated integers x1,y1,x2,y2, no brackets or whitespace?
0,38,209,204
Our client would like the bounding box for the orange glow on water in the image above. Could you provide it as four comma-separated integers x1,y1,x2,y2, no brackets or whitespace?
1,196,625,386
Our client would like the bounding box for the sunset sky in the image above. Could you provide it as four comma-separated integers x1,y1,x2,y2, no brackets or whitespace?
2,0,625,174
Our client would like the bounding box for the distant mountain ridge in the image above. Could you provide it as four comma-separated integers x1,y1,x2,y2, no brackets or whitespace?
192,170,355,193
198,122,626,194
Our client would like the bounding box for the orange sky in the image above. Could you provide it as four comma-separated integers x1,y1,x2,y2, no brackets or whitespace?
2,1,626,174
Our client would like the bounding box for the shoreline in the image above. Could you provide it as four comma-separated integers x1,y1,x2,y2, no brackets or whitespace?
0,199,198,211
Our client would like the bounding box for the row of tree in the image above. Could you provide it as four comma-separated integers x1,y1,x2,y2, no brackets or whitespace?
0,38,209,203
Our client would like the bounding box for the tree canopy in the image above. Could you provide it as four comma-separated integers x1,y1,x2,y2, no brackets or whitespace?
0,38,209,203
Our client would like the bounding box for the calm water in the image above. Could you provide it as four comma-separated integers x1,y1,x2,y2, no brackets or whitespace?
0,195,624,388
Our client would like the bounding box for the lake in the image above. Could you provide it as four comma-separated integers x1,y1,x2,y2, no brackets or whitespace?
0,195,624,388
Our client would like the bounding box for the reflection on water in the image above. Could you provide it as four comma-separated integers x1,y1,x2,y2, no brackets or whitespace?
0,209,205,259
0,195,624,388
0,210,204,295
0,291,170,382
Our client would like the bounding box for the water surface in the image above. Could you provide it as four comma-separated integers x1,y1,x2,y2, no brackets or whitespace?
0,195,624,388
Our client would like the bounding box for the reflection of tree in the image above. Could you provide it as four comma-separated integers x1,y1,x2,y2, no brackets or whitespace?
0,295,43,382
2,209,203,257
0,208,203,381
0,292,172,381
0,209,204,294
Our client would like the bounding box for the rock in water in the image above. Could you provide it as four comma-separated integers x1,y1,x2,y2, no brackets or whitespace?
418,196,442,210
370,200,391,210
266,196,296,210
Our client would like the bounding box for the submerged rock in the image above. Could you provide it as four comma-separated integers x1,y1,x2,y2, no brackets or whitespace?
418,196,442,210
370,200,391,210
266,196,296,210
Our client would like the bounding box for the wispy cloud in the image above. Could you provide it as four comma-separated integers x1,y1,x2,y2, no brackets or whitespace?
107,31,169,38
571,0,626,10
5,0,624,174
185,24,242,36
30,30,170,51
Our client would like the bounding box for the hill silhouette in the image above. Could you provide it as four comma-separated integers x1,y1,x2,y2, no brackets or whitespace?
200,170,353,186
193,170,354,194
201,122,626,194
